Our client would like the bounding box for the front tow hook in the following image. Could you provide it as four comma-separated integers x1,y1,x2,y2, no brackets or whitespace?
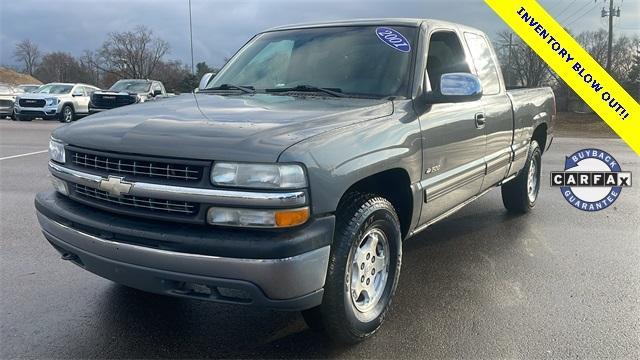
61,252,78,261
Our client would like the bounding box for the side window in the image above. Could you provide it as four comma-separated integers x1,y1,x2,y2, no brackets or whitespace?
152,82,162,92
73,86,85,96
83,87,95,96
426,31,471,92
464,32,501,95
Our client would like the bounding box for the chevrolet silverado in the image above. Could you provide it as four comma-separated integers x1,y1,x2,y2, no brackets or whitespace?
35,19,555,344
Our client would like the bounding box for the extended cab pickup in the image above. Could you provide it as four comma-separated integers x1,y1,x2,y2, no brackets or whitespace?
35,19,554,344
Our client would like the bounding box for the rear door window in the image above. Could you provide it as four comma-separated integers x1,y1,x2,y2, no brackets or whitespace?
464,32,501,95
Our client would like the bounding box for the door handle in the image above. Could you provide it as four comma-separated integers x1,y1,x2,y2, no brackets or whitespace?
475,113,486,129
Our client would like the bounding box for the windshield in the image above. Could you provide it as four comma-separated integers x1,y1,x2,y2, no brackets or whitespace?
18,85,40,92
110,80,151,93
208,26,418,97
38,84,73,94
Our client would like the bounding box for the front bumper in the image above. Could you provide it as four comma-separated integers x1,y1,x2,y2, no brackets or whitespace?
14,103,61,119
35,191,334,310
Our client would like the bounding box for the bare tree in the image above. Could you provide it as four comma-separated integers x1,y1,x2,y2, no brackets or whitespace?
97,26,170,79
495,31,550,88
35,52,91,83
13,39,41,75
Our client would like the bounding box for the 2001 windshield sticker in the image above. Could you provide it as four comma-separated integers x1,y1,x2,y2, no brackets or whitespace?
550,149,632,212
375,27,411,53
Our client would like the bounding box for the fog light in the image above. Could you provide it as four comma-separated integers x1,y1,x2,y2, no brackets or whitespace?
51,176,68,196
206,207,309,228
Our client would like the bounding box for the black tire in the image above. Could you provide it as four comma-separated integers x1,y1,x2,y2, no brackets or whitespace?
60,105,74,123
501,140,542,213
302,193,402,344
10,109,17,120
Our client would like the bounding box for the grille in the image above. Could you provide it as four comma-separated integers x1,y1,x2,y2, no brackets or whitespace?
71,151,202,182
19,99,45,107
0,99,13,107
92,94,136,108
74,184,198,215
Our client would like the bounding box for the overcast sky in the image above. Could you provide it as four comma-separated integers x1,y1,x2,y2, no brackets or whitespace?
1,0,638,69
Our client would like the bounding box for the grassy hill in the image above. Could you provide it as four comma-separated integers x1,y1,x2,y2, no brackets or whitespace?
0,67,42,85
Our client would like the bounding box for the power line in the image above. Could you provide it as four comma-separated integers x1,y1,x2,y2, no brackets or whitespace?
556,0,581,18
560,0,597,24
564,2,599,27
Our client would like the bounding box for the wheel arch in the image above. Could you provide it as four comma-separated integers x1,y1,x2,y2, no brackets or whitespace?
336,168,414,239
532,123,548,153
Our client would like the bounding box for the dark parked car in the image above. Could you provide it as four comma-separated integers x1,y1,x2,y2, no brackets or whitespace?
89,79,167,114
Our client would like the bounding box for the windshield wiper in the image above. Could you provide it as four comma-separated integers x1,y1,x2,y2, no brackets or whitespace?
265,85,345,97
202,84,255,94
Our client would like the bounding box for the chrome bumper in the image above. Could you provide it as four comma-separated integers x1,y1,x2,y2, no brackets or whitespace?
49,161,307,208
37,211,329,303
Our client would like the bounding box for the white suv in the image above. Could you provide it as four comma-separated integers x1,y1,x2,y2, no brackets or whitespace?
14,83,100,122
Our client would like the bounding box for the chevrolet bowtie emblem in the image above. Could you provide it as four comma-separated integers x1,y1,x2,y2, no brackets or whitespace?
99,176,133,197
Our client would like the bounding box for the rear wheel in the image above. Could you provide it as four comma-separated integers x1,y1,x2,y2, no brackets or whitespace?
302,193,402,344
60,105,74,123
501,140,542,213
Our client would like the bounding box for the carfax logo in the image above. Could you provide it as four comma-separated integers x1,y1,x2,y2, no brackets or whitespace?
551,149,632,211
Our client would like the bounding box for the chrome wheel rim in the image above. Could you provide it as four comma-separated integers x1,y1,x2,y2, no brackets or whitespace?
527,155,539,203
64,108,72,122
347,228,390,313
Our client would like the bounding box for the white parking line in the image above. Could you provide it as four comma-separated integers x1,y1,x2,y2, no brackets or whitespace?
0,150,48,161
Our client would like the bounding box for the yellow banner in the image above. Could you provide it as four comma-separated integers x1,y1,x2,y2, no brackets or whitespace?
485,0,640,156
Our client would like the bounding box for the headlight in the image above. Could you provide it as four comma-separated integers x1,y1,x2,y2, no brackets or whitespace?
45,98,59,106
211,162,307,189
48,138,65,163
207,207,310,228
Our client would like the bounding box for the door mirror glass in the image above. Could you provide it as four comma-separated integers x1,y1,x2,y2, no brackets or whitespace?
428,73,482,103
153,89,162,96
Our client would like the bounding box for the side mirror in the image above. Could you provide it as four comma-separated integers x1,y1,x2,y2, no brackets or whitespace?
72,92,83,97
198,72,214,91
428,73,483,103
153,89,162,96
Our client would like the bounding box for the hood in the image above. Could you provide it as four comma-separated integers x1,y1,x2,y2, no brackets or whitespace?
53,93,393,162
94,90,140,96
17,92,63,99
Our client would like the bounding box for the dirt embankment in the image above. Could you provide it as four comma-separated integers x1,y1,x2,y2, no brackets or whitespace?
554,112,618,138
0,67,42,85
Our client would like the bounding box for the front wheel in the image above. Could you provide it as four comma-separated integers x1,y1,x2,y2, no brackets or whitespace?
501,140,542,213
302,193,402,344
60,105,74,123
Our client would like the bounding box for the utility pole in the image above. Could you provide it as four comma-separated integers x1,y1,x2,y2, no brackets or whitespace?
500,33,517,87
188,0,195,75
507,33,513,87
601,0,621,72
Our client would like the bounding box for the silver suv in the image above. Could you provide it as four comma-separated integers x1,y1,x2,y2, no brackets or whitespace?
14,83,100,122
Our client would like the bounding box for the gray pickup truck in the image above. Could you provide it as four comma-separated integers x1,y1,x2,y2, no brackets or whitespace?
35,19,554,343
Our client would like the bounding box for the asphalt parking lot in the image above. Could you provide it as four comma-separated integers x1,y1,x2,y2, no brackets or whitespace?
1,120,638,359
